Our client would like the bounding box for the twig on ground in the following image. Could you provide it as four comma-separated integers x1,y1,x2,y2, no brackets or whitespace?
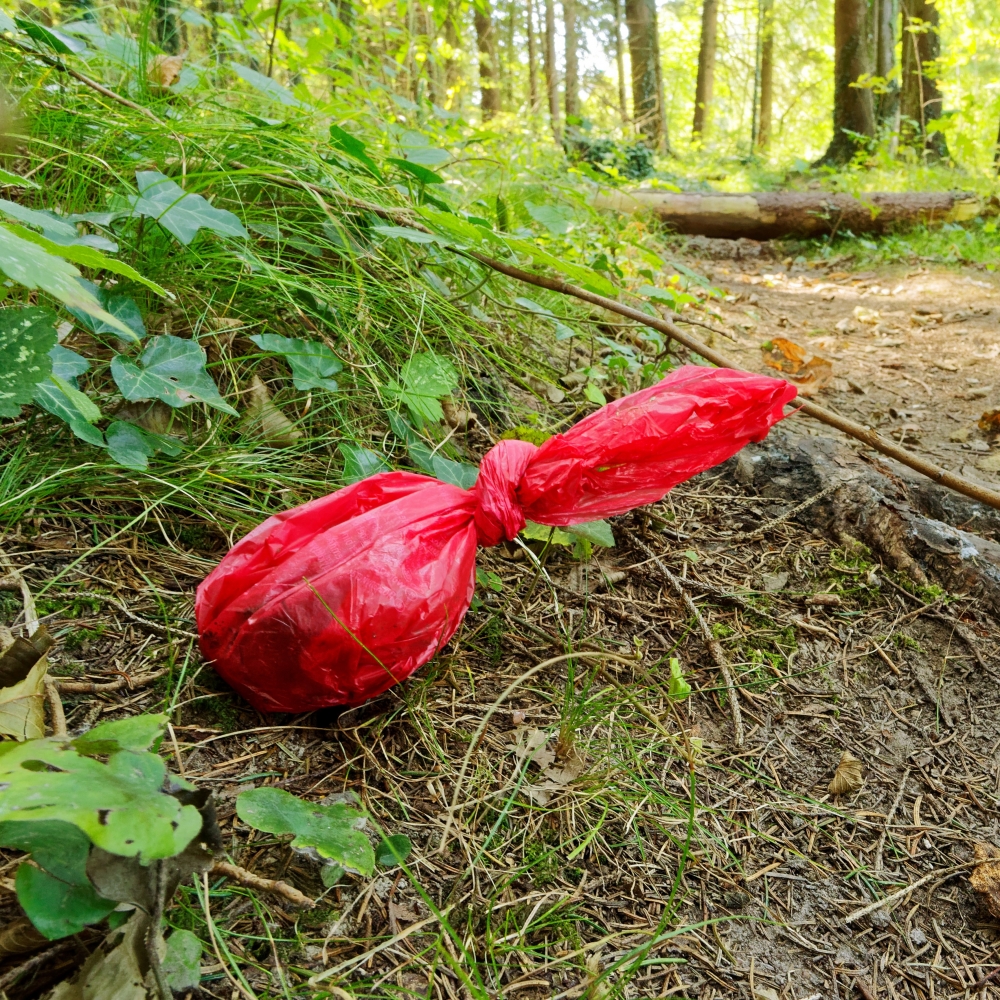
874,769,909,873
0,937,78,990
631,536,745,746
211,860,316,909
44,677,66,737
54,667,168,694
843,862,971,924
715,483,841,542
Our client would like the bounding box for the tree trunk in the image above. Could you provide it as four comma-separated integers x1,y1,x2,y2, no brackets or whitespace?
692,0,718,139
874,0,899,128
900,0,949,161
995,113,1000,174
475,2,501,119
613,0,628,123
502,0,516,107
756,0,774,151
527,0,540,112
153,0,180,53
563,0,579,120
544,0,561,142
625,0,667,150
595,188,981,240
814,0,875,165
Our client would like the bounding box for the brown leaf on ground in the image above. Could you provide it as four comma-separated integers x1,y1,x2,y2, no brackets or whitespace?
244,376,302,447
828,750,864,795
148,54,184,90
761,337,832,395
970,842,1000,919
978,409,1000,436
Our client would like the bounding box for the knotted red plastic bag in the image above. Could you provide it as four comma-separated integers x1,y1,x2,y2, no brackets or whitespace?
196,366,796,712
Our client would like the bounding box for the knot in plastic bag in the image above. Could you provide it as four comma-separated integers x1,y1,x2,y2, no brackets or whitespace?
473,438,538,546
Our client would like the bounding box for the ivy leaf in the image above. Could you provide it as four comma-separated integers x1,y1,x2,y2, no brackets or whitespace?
389,351,459,424
128,171,248,246
3,222,168,297
0,739,202,862
0,821,115,939
248,333,342,392
105,420,182,471
339,442,390,484
236,787,374,876
583,382,607,405
67,279,145,340
0,306,56,418
386,157,445,185
375,834,413,867
33,346,104,447
162,929,203,992
408,443,478,489
230,62,307,107
0,224,137,339
329,124,382,180
111,335,238,416
73,714,168,756
0,198,116,250
565,520,615,548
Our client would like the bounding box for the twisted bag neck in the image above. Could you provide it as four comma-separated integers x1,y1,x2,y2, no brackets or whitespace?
473,438,538,547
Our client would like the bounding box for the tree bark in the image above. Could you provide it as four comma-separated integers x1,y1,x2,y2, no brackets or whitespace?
475,2,501,119
625,0,667,150
756,0,774,151
900,0,949,161
613,0,628,124
595,188,981,240
814,0,875,165
563,0,579,120
544,0,561,142
527,0,540,112
692,0,719,139
874,0,899,128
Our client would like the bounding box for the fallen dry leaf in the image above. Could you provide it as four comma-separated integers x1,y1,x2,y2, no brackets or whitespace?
561,561,626,595
970,842,1000,919
244,376,302,447
828,750,864,795
148,53,184,91
979,409,1000,435
761,337,832,395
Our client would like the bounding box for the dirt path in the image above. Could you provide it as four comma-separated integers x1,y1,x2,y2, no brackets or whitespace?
699,253,1000,497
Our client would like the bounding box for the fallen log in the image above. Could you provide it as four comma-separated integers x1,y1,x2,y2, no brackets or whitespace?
594,188,982,240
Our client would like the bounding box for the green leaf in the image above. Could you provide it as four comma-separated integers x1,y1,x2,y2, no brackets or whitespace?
67,279,145,339
72,714,167,757
16,863,116,940
329,124,382,179
404,146,450,167
320,863,345,888
583,382,607,405
163,929,203,992
417,207,502,247
3,223,168,297
128,171,248,247
0,306,56,418
408,443,478,489
236,787,374,876
525,201,574,236
0,199,90,246
34,347,105,448
504,237,618,298
375,834,412,867
15,17,88,54
339,442,390,484
522,521,576,546
387,411,421,446
372,224,443,246
0,224,137,339
248,333,342,392
111,335,238,416
638,284,698,311
565,520,615,547
0,819,93,886
105,420,182,471
386,157,445,185
230,62,307,108
667,658,691,700
390,352,459,425
0,168,40,189
0,739,202,862
514,295,576,340
476,568,503,593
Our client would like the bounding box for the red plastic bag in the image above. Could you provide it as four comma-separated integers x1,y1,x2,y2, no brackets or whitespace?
196,366,796,711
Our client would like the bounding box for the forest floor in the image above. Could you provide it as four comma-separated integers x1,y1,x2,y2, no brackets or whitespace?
3,248,1000,1000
